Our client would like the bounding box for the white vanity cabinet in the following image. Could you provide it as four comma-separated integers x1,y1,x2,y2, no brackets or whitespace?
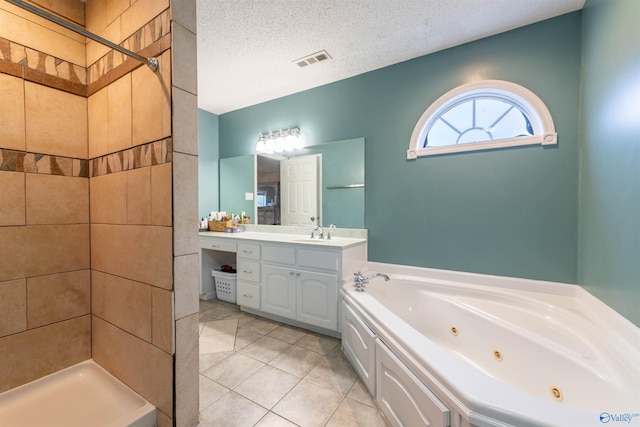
261,244,340,331
199,231,367,334
237,243,261,309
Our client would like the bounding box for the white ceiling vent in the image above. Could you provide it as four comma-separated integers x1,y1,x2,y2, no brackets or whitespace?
294,50,332,68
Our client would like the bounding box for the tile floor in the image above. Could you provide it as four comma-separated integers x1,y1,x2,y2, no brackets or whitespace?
197,299,388,427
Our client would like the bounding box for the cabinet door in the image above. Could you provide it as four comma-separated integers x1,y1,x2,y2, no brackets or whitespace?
342,302,377,394
296,270,338,331
376,340,450,427
261,264,296,319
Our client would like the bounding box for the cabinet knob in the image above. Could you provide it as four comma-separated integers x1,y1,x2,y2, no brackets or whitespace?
210,244,219,248
289,271,294,275
295,273,301,277
243,250,252,254
243,270,252,274
243,294,252,298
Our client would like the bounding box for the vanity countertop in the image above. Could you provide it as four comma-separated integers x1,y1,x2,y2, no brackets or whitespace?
199,231,367,249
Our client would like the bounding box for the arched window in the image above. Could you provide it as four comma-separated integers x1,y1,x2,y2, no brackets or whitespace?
407,80,557,158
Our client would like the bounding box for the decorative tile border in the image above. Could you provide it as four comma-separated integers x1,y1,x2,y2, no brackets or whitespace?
0,138,172,179
87,9,171,86
90,138,173,178
0,9,170,97
0,37,86,84
0,149,88,177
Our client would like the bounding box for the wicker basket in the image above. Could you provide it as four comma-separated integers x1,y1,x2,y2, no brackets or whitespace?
208,220,235,232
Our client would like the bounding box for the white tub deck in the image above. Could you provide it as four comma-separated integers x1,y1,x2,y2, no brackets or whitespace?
342,262,640,427
0,360,156,427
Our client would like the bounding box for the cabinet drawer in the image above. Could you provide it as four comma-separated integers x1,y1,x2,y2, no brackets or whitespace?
200,237,236,253
262,245,296,265
237,282,260,309
237,260,260,282
238,243,260,260
297,248,338,271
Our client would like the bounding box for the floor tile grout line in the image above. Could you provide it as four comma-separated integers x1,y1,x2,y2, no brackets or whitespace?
198,299,385,427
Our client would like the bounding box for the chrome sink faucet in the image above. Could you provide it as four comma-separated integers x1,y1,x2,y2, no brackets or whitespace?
314,225,324,239
353,271,390,292
327,224,336,240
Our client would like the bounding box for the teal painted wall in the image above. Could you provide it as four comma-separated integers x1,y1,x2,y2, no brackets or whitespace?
579,0,640,326
218,13,582,284
198,109,219,218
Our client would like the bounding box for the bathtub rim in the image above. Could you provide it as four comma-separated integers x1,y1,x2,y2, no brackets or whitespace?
341,262,640,427
366,261,640,349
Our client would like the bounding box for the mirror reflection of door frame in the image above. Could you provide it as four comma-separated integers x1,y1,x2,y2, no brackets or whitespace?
280,154,322,227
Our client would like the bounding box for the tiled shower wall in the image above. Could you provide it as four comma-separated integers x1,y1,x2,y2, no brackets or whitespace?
0,1,199,426
0,0,91,392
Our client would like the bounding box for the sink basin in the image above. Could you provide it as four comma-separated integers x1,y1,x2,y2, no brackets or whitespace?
293,238,338,244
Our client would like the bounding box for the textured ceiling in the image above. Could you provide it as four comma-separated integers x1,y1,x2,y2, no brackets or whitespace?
196,0,585,115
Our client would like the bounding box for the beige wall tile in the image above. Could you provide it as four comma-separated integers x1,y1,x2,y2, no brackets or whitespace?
25,225,91,278
152,287,173,353
132,51,171,146
92,316,173,415
174,254,199,319
108,73,132,153
120,0,168,40
175,313,199,427
0,172,25,226
0,73,26,151
151,163,172,226
0,279,26,338
85,0,107,35
31,0,85,26
127,167,151,224
27,270,90,329
0,8,85,66
105,0,130,27
171,23,197,95
155,410,172,427
25,82,88,159
0,225,90,282
0,316,91,392
0,227,26,282
173,153,199,256
170,0,196,34
26,174,89,225
88,87,109,158
91,224,172,289
172,87,198,155
90,171,127,224
92,270,151,341
161,50,172,138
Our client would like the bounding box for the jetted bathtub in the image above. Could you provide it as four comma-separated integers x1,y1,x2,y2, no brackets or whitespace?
341,262,640,427
0,360,156,427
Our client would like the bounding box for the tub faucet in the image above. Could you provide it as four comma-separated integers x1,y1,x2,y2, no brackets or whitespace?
353,271,390,292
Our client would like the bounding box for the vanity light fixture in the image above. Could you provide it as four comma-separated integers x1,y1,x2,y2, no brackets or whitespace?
256,127,302,154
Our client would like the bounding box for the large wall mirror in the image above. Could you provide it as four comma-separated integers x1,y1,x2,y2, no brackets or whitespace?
219,138,365,228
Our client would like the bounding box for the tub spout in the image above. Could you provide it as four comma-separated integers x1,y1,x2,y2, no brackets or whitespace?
353,271,390,292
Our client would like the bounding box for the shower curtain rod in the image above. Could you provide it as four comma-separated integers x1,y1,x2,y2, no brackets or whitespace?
6,0,159,72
